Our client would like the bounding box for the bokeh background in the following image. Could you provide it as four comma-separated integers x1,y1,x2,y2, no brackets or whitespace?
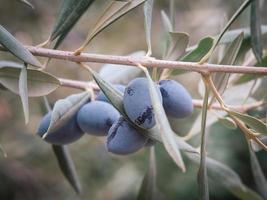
0,0,266,199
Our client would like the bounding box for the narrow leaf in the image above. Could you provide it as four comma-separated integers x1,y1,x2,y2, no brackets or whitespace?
143,0,154,56
19,64,29,124
137,147,157,200
50,0,95,41
0,25,41,67
218,117,237,130
250,0,263,62
199,0,253,64
160,10,172,34
169,0,175,30
198,81,209,200
249,144,267,199
52,145,82,194
229,110,267,135
171,37,214,76
18,0,34,9
188,153,263,200
44,92,91,138
209,33,244,105
0,64,60,97
143,67,185,172
42,98,81,194
165,32,189,61
76,0,146,52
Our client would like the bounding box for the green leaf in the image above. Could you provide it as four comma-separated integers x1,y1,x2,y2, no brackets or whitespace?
18,0,34,9
182,37,214,62
160,10,172,34
249,144,267,199
43,92,91,139
251,136,267,152
211,33,244,103
188,153,263,200
250,0,263,62
0,64,60,97
218,117,237,130
143,67,185,172
0,25,41,67
235,55,267,84
19,64,29,124
169,0,175,30
164,32,189,61
42,97,82,194
171,37,214,76
52,145,82,194
143,0,154,56
50,0,95,41
199,0,253,64
198,82,209,200
229,110,267,135
89,67,198,154
76,0,146,52
137,147,157,200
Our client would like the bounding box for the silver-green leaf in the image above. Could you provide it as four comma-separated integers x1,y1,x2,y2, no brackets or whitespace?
0,25,41,67
0,64,60,97
19,64,29,124
229,110,267,135
43,92,91,138
137,147,157,200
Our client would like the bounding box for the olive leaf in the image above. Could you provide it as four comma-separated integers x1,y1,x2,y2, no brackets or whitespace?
52,145,82,194
143,0,154,56
99,51,145,85
171,37,214,76
235,55,267,85
164,32,189,61
169,0,176,30
50,0,95,41
188,153,263,200
160,10,172,34
43,92,91,139
0,64,60,97
198,82,210,200
42,97,82,194
250,0,262,62
76,0,146,53
228,110,267,136
19,64,29,124
209,33,244,105
161,32,189,78
0,25,41,67
137,147,158,200
199,0,253,64
218,117,237,130
249,144,267,199
18,0,34,9
143,67,185,172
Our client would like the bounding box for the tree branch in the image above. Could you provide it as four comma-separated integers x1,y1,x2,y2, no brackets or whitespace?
1,45,267,75
59,78,265,113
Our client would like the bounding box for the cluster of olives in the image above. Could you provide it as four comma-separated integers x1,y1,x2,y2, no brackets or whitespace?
37,78,193,155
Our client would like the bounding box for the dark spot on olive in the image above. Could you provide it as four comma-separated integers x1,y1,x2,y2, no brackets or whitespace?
134,106,153,126
127,87,134,96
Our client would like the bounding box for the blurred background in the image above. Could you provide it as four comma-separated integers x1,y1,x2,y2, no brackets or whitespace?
0,0,266,199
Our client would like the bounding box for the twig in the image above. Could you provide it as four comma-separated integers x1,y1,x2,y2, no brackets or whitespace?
58,77,265,113
1,45,267,75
